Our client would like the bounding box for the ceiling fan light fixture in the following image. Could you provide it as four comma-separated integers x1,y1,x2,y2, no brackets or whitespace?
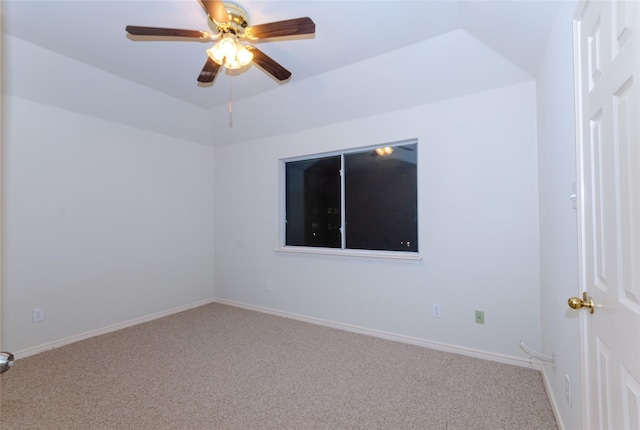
207,34,253,69
233,44,253,67
207,34,235,63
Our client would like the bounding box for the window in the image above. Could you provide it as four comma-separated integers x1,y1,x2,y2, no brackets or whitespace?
283,141,417,253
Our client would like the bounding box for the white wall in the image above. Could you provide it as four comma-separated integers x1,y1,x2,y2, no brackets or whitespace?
1,31,218,355
536,1,582,429
214,81,541,361
0,0,4,352
2,35,214,146
1,95,216,354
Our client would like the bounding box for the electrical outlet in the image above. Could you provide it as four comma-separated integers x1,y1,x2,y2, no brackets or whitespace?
432,304,441,318
266,281,272,292
565,374,572,406
32,308,45,322
475,310,485,324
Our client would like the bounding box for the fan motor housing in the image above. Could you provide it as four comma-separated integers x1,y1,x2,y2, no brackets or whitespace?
208,2,250,34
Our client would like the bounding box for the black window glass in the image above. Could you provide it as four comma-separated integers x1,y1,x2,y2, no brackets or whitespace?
285,156,341,248
344,143,417,251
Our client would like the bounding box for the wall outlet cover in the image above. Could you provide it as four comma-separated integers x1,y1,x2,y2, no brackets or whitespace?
475,310,485,324
32,308,45,322
432,304,441,318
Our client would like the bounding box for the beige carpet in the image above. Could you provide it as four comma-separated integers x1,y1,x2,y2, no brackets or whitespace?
0,303,557,429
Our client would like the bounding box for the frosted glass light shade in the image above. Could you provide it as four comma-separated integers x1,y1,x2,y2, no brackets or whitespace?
207,34,253,69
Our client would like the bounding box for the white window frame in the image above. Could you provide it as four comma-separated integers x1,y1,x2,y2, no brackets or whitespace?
277,140,421,261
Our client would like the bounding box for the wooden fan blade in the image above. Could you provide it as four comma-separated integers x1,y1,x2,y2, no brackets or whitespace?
126,26,210,39
201,0,229,24
245,17,315,40
249,47,291,81
197,58,221,83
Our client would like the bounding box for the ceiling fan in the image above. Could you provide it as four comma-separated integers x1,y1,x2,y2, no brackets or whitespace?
125,0,315,84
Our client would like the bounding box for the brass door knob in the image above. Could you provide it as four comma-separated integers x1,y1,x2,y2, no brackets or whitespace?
568,292,595,314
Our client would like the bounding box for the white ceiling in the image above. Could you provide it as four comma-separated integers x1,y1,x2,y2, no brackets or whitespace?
2,0,561,111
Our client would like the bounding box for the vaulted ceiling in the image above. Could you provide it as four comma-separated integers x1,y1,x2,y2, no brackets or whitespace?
2,1,561,146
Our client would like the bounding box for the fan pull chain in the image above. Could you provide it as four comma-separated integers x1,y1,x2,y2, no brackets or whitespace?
228,69,233,128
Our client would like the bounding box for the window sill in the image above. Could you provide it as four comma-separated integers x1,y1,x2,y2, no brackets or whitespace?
275,246,422,261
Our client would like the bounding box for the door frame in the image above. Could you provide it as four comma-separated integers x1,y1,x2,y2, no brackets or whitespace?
572,2,591,426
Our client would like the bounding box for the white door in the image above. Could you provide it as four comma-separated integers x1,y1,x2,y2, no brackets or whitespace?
573,1,640,429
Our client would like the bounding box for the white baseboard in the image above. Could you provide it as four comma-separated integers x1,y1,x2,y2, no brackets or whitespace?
14,297,218,360
541,366,566,430
214,298,539,370
15,296,539,372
